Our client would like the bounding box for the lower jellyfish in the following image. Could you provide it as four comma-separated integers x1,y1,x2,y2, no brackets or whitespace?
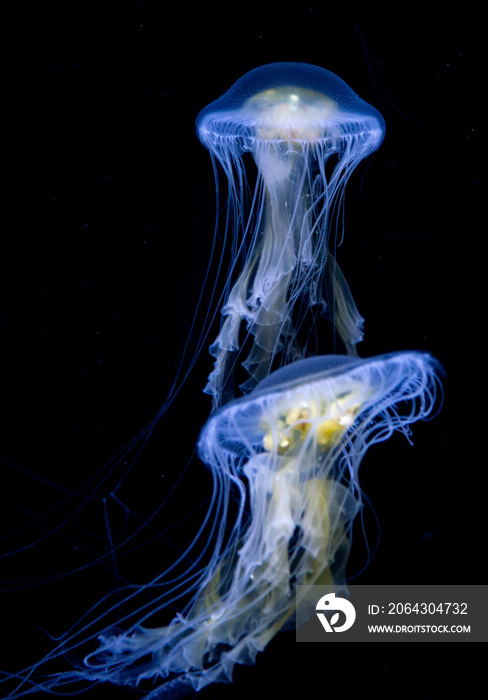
5,351,441,698
197,62,385,407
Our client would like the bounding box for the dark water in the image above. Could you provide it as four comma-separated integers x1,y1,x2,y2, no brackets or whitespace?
1,4,485,699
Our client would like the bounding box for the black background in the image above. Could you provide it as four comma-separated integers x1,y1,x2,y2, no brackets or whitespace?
1,2,486,699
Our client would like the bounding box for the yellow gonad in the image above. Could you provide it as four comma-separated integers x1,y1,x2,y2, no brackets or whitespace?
244,86,337,142
261,386,361,454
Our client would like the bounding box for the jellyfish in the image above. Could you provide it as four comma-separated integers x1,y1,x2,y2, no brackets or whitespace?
5,351,440,698
197,62,385,407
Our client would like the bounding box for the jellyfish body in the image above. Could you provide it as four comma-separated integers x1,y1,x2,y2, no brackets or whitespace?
11,351,440,698
197,62,385,407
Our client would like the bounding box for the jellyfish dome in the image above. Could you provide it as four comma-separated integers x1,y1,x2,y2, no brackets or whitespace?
197,63,385,406
197,61,385,152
